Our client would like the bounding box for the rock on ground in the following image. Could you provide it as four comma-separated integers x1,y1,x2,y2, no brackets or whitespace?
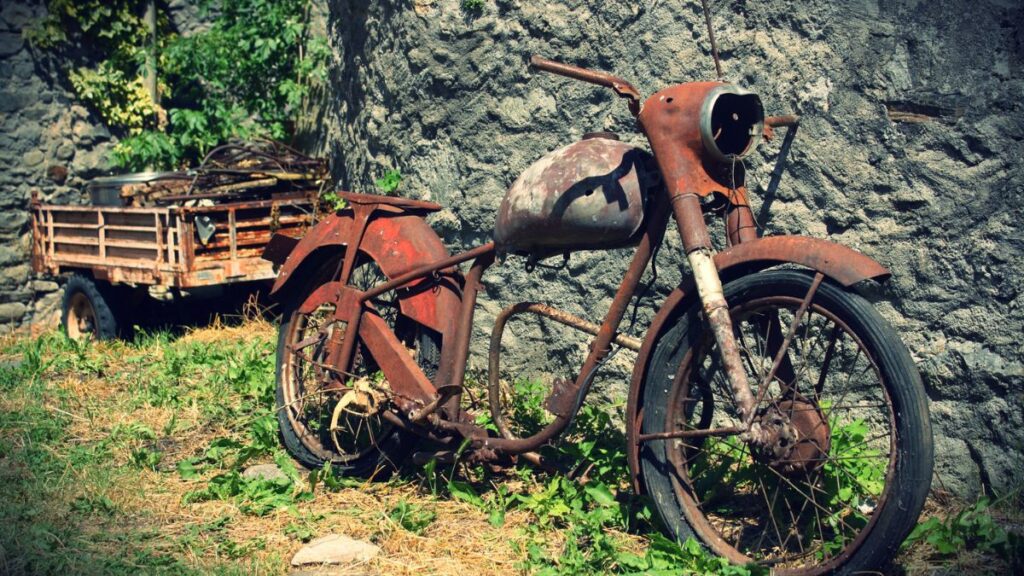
241,463,290,483
291,534,380,567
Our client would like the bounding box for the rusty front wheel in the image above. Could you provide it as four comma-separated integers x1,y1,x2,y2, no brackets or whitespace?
639,270,932,575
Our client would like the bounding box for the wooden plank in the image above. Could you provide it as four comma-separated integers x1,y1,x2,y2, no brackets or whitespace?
103,224,159,232
46,209,55,259
228,208,237,263
54,236,100,246
38,204,166,215
50,222,101,230
98,211,106,259
47,253,165,271
154,212,165,265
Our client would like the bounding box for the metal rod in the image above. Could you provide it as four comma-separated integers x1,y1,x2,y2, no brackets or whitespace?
751,271,825,412
360,242,495,303
699,0,723,80
637,425,744,443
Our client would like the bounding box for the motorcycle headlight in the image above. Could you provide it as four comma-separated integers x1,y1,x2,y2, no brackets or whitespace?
700,85,764,162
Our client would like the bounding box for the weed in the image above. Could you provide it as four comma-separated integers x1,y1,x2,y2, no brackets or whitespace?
904,495,1023,565
375,169,403,195
462,0,486,12
320,189,347,211
387,500,437,535
130,446,164,470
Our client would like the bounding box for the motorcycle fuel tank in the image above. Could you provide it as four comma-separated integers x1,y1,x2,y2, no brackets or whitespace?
494,135,657,257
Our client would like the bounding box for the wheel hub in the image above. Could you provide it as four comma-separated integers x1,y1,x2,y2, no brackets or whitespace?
754,399,830,475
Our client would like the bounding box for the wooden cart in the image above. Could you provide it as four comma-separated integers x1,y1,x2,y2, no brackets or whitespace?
30,190,316,339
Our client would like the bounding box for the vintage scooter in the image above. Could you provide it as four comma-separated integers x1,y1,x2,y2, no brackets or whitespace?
262,55,933,574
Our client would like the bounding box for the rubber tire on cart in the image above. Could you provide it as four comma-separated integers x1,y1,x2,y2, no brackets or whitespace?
61,274,119,341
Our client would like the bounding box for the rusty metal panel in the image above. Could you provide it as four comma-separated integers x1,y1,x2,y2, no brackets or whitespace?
494,137,654,256
271,204,462,337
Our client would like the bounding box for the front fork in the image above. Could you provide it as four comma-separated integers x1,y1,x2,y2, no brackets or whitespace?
672,193,764,432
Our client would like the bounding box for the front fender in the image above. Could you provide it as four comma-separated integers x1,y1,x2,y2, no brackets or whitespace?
625,235,891,492
269,212,461,338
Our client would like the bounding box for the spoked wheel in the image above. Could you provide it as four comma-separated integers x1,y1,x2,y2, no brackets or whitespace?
275,252,440,478
640,270,932,575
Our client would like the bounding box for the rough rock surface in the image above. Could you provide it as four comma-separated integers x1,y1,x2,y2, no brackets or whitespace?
0,1,212,333
312,0,1024,498
291,534,380,566
0,0,110,332
242,463,290,483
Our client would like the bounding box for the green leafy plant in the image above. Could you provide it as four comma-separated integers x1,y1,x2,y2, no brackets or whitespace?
461,0,486,12
320,190,348,211
387,500,436,535
375,169,403,195
904,496,1023,563
28,0,328,170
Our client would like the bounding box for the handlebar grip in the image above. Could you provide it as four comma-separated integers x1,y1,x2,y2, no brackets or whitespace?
765,115,800,128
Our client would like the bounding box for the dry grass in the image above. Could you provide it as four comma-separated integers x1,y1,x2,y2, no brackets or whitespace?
0,319,539,575
2,320,1019,575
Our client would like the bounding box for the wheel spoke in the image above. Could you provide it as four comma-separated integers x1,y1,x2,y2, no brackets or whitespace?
654,276,908,571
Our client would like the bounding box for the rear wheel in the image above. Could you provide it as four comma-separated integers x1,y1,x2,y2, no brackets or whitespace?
639,270,932,575
61,275,118,341
275,252,440,478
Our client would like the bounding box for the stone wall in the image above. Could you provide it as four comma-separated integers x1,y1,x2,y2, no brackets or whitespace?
0,0,211,332
0,0,114,332
314,0,1024,498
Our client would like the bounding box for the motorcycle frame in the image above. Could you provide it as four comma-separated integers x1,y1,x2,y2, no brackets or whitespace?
276,57,892,465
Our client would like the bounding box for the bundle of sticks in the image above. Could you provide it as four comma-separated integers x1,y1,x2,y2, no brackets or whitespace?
119,140,328,207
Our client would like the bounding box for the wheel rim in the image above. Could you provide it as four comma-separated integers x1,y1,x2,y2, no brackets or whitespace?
280,255,416,464
663,295,897,574
67,292,98,340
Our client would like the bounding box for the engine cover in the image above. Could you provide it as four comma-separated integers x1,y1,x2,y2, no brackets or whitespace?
494,136,657,257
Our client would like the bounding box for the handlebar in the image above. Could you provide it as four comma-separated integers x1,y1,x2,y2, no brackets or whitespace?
530,55,642,116
765,115,800,128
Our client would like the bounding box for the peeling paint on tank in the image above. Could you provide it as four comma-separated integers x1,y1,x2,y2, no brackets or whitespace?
494,137,657,256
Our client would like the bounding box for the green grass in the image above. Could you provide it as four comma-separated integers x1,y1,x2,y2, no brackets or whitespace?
0,324,1019,575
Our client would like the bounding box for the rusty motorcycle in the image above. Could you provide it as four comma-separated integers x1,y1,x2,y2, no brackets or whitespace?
263,56,933,574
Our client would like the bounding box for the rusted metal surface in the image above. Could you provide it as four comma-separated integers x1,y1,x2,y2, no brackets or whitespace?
494,137,655,257
715,236,892,286
636,425,745,443
625,235,892,492
530,55,641,115
689,247,758,422
761,399,831,475
270,198,462,337
751,272,824,413
699,0,723,80
436,246,495,421
486,301,643,439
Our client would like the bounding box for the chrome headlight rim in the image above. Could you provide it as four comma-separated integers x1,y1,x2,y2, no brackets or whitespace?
699,84,765,163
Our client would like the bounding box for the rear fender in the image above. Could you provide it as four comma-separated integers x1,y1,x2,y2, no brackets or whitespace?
625,235,891,492
269,212,461,338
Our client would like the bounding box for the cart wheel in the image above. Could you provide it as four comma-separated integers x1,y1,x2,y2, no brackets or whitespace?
61,275,118,341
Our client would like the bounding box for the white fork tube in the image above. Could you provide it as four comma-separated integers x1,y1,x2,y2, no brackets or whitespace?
687,248,758,422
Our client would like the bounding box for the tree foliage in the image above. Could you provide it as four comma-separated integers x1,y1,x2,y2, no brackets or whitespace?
27,0,328,171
